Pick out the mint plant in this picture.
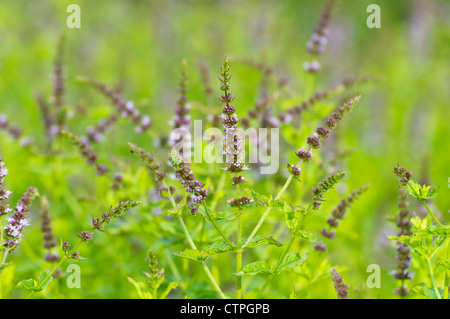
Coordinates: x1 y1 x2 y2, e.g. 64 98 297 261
388 165 450 299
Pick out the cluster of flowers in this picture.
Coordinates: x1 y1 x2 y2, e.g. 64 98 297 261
393 187 413 296
1 157 39 250
393 165 413 186
229 197 253 208
83 77 151 142
282 76 372 123
169 151 208 212
62 131 108 175
170 60 191 160
62 131 124 190
331 268 349 299
295 95 361 166
304 0 336 73
34 35 68 140
64 200 141 261
128 142 162 175
311 171 345 210
315 184 370 252
40 198 58 261
219 58 248 180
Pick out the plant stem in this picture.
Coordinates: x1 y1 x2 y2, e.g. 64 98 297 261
202 203 234 247
427 257 442 299
421 200 443 227
236 184 243 299
240 176 294 253
406 180 442 227
260 234 296 294
444 239 450 300
177 215 226 299
162 181 227 299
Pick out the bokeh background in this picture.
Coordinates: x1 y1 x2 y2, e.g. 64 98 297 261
0 0 449 298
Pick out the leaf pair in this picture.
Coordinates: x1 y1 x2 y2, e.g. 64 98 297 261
175 235 282 262
233 252 308 277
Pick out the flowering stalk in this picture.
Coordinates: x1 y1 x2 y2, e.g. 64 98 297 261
331 268 349 299
392 187 412 297
61 131 108 176
32 200 140 294
393 165 442 298
282 76 373 122
315 184 370 252
128 143 228 298
304 0 336 73
241 96 362 253
52 34 66 132
79 76 151 140
170 60 191 161
0 156 38 298
219 58 248 298
198 59 213 100
40 197 60 276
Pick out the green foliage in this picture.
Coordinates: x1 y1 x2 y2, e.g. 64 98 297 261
0 0 448 300
233 252 308 277
407 181 439 201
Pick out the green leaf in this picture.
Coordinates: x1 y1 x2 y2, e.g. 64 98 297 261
128 277 152 299
233 261 271 276
202 241 235 257
36 270 53 291
208 210 241 221
174 249 203 262
16 278 37 290
16 271 53 292
387 235 428 257
410 282 444 299
407 182 439 201
244 235 283 250
294 230 316 243
159 281 179 299
410 225 450 242
272 252 308 275
284 202 297 230
247 189 283 208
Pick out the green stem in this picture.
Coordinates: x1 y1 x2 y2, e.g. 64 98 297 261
162 181 227 299
35 239 84 293
421 200 443 227
240 174 296 253
427 257 442 299
406 181 442 227
260 234 296 294
202 203 234 247
236 184 243 299
177 215 226 299
444 239 450 300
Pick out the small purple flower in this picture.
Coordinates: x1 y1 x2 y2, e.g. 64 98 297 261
77 230 93 242
62 241 71 252
306 134 321 149
295 148 312 162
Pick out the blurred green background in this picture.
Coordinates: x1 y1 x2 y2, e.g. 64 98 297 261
0 0 449 298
